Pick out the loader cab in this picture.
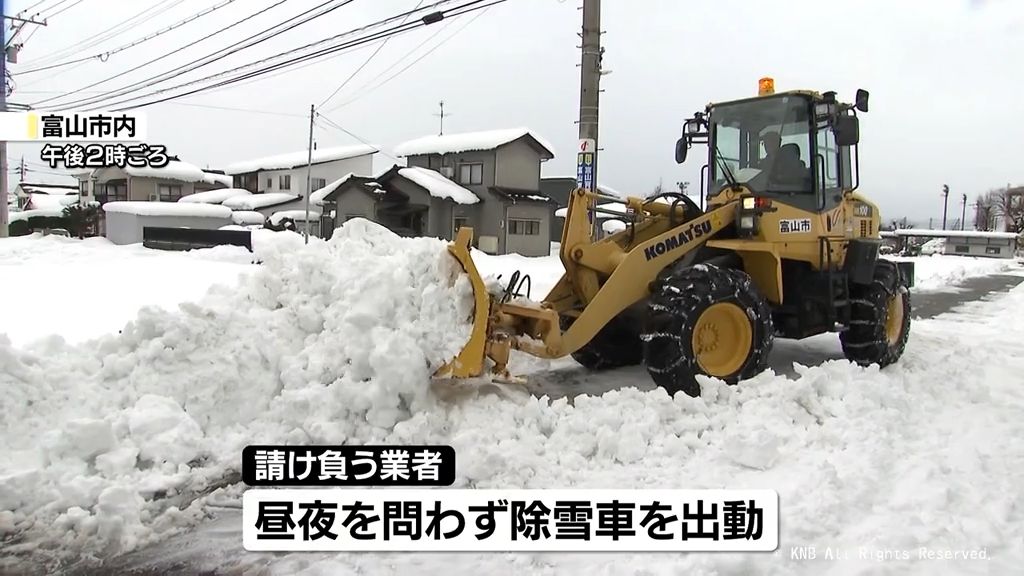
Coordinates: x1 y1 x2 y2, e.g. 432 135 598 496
677 86 867 214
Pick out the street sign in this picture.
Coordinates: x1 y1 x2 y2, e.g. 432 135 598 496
576 138 596 192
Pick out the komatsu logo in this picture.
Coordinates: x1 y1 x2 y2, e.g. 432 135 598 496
644 220 713 261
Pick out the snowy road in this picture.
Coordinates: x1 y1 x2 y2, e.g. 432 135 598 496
55 270 1024 576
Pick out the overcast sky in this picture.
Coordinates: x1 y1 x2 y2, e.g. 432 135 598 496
6 0 1023 226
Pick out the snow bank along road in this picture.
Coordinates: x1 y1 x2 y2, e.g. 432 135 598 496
1 226 1022 575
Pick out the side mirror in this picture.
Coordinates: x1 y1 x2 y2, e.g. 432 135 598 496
855 89 869 113
675 137 688 164
834 115 860 146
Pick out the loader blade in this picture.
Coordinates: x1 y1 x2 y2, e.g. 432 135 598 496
434 227 492 379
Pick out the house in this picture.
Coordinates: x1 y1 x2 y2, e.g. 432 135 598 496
392 128 557 256
881 229 1018 259
314 168 480 241
13 182 79 211
224 144 378 199
74 159 232 206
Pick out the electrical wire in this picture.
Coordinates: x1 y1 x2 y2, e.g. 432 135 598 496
316 112 402 162
14 0 241 75
326 3 488 113
17 0 184 67
316 0 426 110
46 0 87 18
38 0 356 110
86 0 476 112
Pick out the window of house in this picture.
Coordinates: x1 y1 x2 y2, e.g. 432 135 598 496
985 246 1002 255
508 218 540 235
98 183 127 204
266 177 273 190
279 175 291 190
954 244 969 253
158 184 183 201
312 177 327 190
453 216 468 236
458 163 483 185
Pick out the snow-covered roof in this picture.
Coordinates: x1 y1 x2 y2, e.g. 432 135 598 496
102 201 232 218
231 210 266 225
310 173 355 205
123 160 209 183
890 228 1019 240
17 184 78 196
397 167 480 204
393 128 555 158
27 193 79 209
8 206 67 222
178 188 252 204
223 144 378 175
222 193 299 210
269 209 322 225
202 172 233 187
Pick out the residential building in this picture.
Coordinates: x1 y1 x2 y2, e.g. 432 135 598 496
313 167 480 242
13 182 79 210
73 160 231 206
392 128 556 256
224 144 377 199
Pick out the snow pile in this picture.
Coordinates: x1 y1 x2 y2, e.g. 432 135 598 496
231 210 265 225
0 235 256 346
394 127 555 157
269 209 321 225
223 144 378 174
891 254 1016 291
102 201 232 218
399 167 480 204
222 192 298 210
124 160 208 183
0 220 475 568
177 188 251 204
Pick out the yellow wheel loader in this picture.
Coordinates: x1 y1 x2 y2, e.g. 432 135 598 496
437 79 914 397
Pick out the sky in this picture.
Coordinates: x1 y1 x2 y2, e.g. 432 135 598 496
4 0 1023 226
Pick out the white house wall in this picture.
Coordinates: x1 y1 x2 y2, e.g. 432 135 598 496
258 156 374 197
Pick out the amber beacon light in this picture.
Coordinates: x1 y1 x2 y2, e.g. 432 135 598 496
758 77 775 96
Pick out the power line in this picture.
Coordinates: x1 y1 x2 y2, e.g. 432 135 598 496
18 0 183 67
326 3 487 113
166 101 306 118
39 0 355 111
14 0 241 76
104 2 493 112
316 0 426 110
88 0 471 112
316 112 402 162
46 0 87 18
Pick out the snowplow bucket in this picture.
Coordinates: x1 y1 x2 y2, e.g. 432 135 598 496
434 227 492 379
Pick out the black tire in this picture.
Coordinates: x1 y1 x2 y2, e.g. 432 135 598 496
561 314 643 370
840 259 911 367
641 263 774 397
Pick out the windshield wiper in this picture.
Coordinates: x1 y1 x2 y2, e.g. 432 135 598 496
714 144 739 190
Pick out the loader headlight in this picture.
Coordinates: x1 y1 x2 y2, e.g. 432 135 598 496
742 197 756 210
740 215 755 230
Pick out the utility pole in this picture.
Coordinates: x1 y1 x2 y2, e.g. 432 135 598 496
303 103 314 244
1 12 47 238
433 100 450 135
577 0 603 236
960 193 967 231
19 155 25 181
941 184 949 230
